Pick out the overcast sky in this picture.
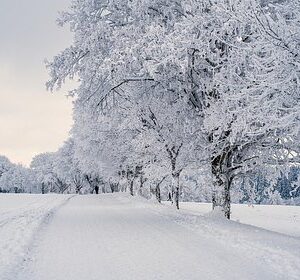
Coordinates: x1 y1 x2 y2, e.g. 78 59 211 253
0 0 74 166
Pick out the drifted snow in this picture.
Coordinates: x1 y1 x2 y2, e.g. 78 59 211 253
1 194 299 280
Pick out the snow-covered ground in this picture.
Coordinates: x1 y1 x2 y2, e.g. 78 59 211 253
0 194 74 279
179 202 300 238
1 194 300 280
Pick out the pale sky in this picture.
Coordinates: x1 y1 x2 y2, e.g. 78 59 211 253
0 0 74 166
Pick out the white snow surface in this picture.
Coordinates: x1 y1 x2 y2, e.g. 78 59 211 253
179 202 300 238
0 194 74 279
1 193 299 280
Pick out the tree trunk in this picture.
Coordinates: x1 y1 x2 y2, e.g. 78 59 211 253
211 156 224 210
155 184 161 203
129 180 134 196
174 186 180 210
172 174 180 210
212 191 217 209
138 176 145 196
211 172 232 219
154 175 167 203
110 183 114 193
223 177 231 219
212 180 224 210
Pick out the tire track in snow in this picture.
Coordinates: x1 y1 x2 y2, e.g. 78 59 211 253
1 195 76 280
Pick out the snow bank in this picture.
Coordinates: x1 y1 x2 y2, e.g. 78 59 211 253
179 202 300 238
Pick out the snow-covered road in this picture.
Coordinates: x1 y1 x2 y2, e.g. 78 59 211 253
5 194 299 280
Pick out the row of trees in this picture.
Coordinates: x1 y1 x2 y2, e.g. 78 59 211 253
0 156 37 193
1 148 299 205
1 0 299 219
30 139 117 194
0 145 114 195
46 0 300 218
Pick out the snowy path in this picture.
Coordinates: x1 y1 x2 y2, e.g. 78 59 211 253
9 194 300 280
0 194 74 279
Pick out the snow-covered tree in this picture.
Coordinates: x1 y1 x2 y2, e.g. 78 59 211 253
0 155 13 178
127 91 204 208
46 0 300 218
54 138 87 194
31 152 69 194
0 163 36 193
